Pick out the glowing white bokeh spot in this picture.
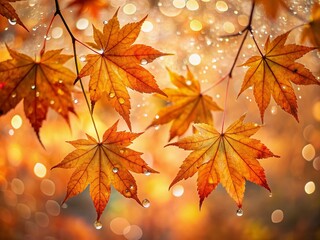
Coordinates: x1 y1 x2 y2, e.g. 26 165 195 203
190 19 202 31
123 3 137 15
76 18 89 30
34 163 47 178
216 1 228 12
172 185 184 197
51 27 63 39
302 144 315 161
11 115 22 129
142 21 154 32
173 0 186 8
304 181 315 194
189 53 201 65
186 0 199 11
271 209 284 223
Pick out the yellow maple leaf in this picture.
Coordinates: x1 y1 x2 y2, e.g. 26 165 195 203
148 67 222 140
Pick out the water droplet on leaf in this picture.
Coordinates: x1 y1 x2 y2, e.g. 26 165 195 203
143 169 151 176
29 0 37 7
11 93 17 98
118 98 125 104
31 85 36 90
9 18 17 25
57 89 64 95
94 220 102 230
109 92 115 98
269 193 273 197
124 189 131 197
112 167 119 173
103 20 108 24
142 199 150 208
236 208 243 216
140 59 148 65
79 56 86 62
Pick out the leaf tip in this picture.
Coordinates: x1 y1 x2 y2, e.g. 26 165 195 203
50 164 58 170
168 182 175 191
164 142 176 148
199 199 204 210
35 131 46 149
113 7 120 17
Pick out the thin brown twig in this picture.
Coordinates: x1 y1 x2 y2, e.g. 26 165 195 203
203 0 256 95
42 0 101 142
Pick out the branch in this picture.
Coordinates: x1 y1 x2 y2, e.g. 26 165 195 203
41 0 101 142
202 0 256 93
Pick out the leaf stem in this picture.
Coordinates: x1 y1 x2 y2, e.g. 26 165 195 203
40 14 56 56
75 39 101 55
221 76 231 133
50 0 101 142
250 30 263 56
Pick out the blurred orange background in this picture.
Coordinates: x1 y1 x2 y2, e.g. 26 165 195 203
0 0 319 239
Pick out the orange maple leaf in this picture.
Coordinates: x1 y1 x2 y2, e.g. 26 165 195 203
168 115 278 209
148 67 222 141
66 0 110 18
52 121 157 220
0 47 76 140
301 3 320 48
0 0 27 30
239 31 319 122
79 11 166 129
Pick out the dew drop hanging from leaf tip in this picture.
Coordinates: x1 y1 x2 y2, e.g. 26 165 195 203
142 199 150 208
94 220 102 230
236 208 243 217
